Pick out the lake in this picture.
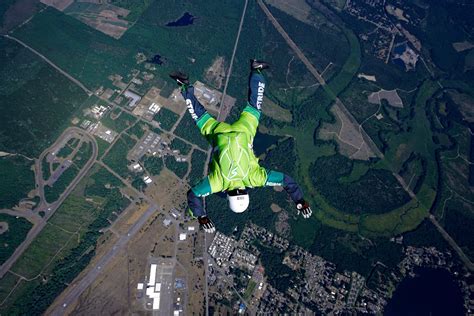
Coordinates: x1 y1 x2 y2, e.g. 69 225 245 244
166 12 195 27
385 267 465 316
148 54 163 65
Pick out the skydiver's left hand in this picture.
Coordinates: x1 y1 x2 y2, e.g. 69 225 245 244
198 216 216 233
296 200 312 219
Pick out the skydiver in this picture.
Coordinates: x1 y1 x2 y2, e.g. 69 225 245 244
170 60 312 233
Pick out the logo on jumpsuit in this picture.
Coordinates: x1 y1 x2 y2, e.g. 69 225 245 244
256 82 265 109
186 99 199 120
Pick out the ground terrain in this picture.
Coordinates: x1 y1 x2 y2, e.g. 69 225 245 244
0 0 473 314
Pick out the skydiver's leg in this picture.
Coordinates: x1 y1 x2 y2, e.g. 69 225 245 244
170 71 218 137
232 61 269 137
247 71 266 112
247 60 269 111
181 86 207 122
178 86 219 139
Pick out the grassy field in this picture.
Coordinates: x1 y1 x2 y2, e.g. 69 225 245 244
108 0 153 22
261 97 292 123
243 280 257 300
11 216 78 279
95 136 111 160
0 155 35 209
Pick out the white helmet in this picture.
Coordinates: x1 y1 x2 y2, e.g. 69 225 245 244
228 189 249 213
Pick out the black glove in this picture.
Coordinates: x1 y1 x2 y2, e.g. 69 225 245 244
198 216 216 233
296 200 312 219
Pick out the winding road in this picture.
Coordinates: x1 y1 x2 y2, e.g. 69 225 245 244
0 128 98 279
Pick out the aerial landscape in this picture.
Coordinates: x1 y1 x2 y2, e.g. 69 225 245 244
0 0 473 315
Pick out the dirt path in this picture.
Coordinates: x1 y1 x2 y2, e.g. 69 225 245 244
217 0 249 122
257 0 326 85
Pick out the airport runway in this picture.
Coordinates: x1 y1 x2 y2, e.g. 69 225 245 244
50 203 159 316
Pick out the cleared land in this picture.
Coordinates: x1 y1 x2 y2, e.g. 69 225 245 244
368 89 404 108
63 2 130 39
452 41 474 52
319 102 377 161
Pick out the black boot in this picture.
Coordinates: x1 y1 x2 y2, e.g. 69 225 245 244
169 71 190 86
250 59 270 71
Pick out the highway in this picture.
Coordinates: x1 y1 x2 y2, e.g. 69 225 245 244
0 127 98 279
429 215 474 272
2 35 92 96
50 203 159 316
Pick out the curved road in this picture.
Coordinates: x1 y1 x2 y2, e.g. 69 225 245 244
0 127 98 279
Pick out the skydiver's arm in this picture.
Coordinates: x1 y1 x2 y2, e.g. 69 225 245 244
265 170 312 218
187 189 206 218
187 177 213 218
265 170 304 203
187 177 217 233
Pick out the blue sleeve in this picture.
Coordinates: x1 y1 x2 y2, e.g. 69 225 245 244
265 170 304 203
187 189 206 218
187 177 213 218
282 173 304 203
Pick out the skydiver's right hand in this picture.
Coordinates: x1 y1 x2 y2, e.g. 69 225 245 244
296 200 312 219
198 216 216 233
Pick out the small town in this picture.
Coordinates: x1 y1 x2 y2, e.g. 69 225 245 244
206 223 473 314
